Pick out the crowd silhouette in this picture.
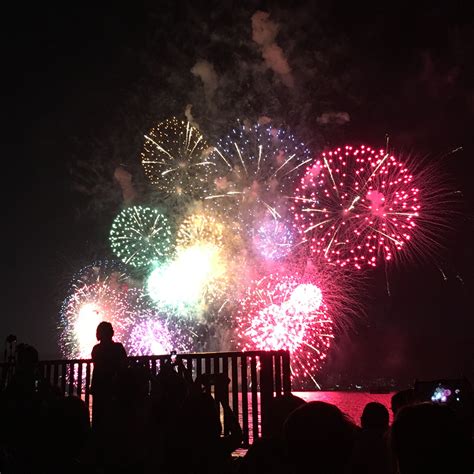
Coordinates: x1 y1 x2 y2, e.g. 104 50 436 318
0 325 472 473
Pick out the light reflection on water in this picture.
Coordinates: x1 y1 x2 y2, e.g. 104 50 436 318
232 391 395 455
295 391 395 425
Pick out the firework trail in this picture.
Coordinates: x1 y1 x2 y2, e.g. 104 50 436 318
109 206 173 268
141 117 216 198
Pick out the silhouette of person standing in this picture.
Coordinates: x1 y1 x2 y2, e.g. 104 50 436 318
91 322 127 430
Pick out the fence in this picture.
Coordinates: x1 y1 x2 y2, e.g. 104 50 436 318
1 350 291 447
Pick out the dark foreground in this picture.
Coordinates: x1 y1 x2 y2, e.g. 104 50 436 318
0 344 472 473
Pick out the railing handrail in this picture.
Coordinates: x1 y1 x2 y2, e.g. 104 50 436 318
0 349 289 365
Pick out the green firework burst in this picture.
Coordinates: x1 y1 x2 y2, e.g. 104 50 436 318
110 206 173 268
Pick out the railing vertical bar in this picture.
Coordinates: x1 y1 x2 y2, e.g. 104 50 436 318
259 352 275 439
38 362 44 379
61 363 67 395
186 357 193 378
77 362 83 398
274 354 282 395
222 356 228 379
205 357 211 375
195 356 201 378
231 356 239 424
84 362 91 410
53 362 59 388
195 357 199 380
212 356 221 415
250 355 259 441
282 350 292 394
222 356 230 435
240 355 249 447
213 355 220 375
151 358 157 376
45 363 52 385
68 362 75 396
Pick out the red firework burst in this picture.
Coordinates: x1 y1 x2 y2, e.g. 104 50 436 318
236 273 334 385
292 145 426 268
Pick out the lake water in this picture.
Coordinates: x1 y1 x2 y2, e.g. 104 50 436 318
295 391 395 424
232 390 395 455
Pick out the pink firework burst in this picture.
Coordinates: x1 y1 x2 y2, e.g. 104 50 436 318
292 145 422 268
125 317 191 356
236 274 334 385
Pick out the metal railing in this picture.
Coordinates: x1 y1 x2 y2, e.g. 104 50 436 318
1 350 291 447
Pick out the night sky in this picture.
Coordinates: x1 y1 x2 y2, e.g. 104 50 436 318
9 2 474 385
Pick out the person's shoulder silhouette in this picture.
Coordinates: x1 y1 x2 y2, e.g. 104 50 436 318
92 322 127 363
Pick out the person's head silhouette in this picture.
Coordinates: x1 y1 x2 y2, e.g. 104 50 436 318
96 321 114 343
361 401 389 433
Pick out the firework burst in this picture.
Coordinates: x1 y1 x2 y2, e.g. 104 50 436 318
176 211 225 249
69 260 131 292
59 283 133 359
236 273 334 386
109 206 173 268
292 145 428 268
125 317 191 356
146 243 229 321
141 117 215 198
252 216 295 260
205 122 312 238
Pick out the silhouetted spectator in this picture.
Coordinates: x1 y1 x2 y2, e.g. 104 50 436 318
391 402 472 474
91 322 127 430
240 394 306 474
284 401 358 474
97 364 150 473
0 344 56 472
391 388 415 417
145 358 194 473
5 343 40 396
178 374 242 474
361 401 389 434
348 402 392 474
47 395 90 472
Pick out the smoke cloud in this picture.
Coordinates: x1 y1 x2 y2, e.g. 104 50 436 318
184 104 199 129
316 112 350 125
114 166 136 204
251 11 294 88
191 60 219 104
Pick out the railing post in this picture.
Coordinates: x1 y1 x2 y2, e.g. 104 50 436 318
259 351 274 439
61 363 67 395
53 362 59 388
281 350 292 394
240 355 249 447
274 353 282 395
77 362 82 397
85 361 91 409
68 362 75 396
231 355 239 432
